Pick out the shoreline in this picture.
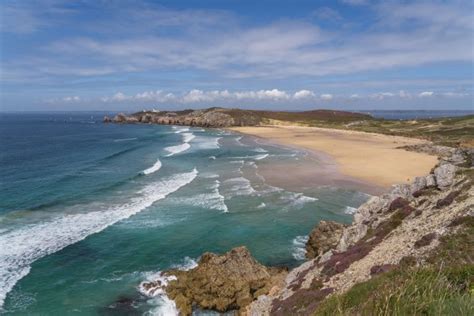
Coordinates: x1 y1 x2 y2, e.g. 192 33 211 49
241 133 385 195
229 125 439 190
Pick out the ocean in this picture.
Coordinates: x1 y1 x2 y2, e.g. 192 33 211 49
0 113 373 314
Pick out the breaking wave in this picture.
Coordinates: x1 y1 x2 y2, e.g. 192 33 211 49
142 159 162 175
0 169 198 308
292 235 309 260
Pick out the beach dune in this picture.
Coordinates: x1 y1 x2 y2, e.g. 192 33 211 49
230 125 439 189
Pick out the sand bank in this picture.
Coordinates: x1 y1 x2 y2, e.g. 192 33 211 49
229 125 439 189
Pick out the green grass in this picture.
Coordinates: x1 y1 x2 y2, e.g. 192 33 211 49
314 214 474 316
314 266 473 316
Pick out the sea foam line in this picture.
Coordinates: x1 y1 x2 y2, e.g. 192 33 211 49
165 143 191 157
164 132 195 156
142 159 162 175
292 235 309 260
344 206 358 215
0 169 198 309
139 257 198 316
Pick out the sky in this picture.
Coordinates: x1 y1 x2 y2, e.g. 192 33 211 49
0 0 473 111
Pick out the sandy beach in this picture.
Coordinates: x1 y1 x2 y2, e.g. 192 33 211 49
229 125 439 189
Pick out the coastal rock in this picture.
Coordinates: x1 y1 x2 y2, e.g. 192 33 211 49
103 115 112 123
113 113 127 123
434 163 457 189
410 176 427 194
305 221 346 259
144 246 287 315
426 174 436 187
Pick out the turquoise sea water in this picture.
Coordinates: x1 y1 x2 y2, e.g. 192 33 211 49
0 113 368 315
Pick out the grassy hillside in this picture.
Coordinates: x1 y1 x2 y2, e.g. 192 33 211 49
315 216 474 316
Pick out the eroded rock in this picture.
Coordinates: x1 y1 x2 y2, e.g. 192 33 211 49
434 163 457 189
305 221 346 259
142 246 287 315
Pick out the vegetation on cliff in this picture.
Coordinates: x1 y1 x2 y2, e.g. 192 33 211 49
105 108 473 148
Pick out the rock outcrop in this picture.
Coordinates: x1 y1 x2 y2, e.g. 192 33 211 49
305 221 346 259
141 246 287 315
103 108 373 128
103 108 262 128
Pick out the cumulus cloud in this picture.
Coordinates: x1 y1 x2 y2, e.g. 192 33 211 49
94 89 472 105
294 90 316 99
419 91 434 97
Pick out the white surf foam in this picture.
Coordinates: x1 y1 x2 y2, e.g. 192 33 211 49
142 159 162 175
254 147 268 153
344 206 358 215
281 192 318 209
171 256 198 271
164 143 191 157
181 132 195 143
170 180 228 212
230 154 269 160
139 257 198 316
222 177 256 197
235 136 247 147
113 137 137 142
292 235 309 260
0 169 198 308
173 127 189 133
254 154 269 160
164 132 195 156
194 136 221 150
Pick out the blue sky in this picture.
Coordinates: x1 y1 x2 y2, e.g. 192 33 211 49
0 0 473 111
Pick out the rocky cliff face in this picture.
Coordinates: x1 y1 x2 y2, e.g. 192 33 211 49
104 108 262 128
141 247 287 315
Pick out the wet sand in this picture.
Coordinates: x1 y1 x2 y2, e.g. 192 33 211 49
230 125 439 192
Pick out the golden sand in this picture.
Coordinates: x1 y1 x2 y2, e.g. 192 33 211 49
229 125 439 188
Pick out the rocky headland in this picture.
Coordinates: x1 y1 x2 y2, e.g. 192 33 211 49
139 144 473 315
103 108 372 128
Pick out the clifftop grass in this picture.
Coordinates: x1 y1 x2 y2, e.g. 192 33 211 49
314 216 474 316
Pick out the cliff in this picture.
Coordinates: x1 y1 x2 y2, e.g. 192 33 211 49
140 144 473 315
103 108 372 128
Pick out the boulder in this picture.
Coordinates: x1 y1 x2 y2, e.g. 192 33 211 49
425 174 436 187
410 176 427 194
305 221 346 259
434 163 457 189
143 247 286 315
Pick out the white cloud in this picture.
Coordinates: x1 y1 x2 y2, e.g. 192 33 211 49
63 96 80 102
3 0 473 88
341 0 369 6
419 91 434 97
320 94 333 100
294 90 315 99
